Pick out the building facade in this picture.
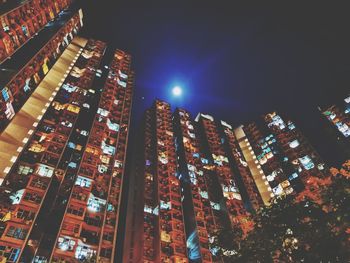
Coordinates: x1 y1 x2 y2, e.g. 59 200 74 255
124 101 334 262
0 35 133 262
319 95 350 160
0 0 82 131
173 109 226 262
125 105 254 263
241 112 327 199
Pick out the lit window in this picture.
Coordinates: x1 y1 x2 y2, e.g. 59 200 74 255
118 70 128 79
288 173 298 180
98 164 108 173
75 176 92 188
100 155 110 165
68 142 76 149
188 131 195 138
158 150 168 163
144 205 152 214
281 180 290 188
87 194 106 212
75 245 96 261
106 119 119 132
107 203 115 212
145 173 153 181
5 102 15 119
9 189 25 205
267 113 286 130
6 226 28 240
289 140 300 148
187 164 196 171
117 78 127 88
36 164 54 178
57 236 75 251
317 163 325 170
114 160 123 168
210 202 220 210
272 184 283 195
266 173 275 182
28 143 45 153
0 246 20 262
18 165 33 175
68 162 77 169
190 177 197 185
161 231 171 242
2 87 11 102
144 205 158 215
193 153 200 158
288 121 296 130
67 104 80 114
160 201 171 210
62 83 77 93
101 141 115 155
299 155 315 170
200 158 209 164
97 108 109 117
200 191 208 199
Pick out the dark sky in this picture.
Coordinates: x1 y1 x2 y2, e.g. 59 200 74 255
80 1 350 165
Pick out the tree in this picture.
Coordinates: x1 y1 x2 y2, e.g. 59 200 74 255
222 197 346 262
213 161 350 262
321 163 350 259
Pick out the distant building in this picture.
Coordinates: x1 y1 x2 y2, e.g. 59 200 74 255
124 100 188 263
241 112 328 199
319 95 350 160
124 102 332 262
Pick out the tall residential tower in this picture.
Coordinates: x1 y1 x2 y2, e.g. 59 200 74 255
0 36 133 262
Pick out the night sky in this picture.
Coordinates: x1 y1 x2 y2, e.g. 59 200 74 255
80 1 350 166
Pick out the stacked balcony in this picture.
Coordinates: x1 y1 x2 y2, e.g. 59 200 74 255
0 35 105 263
321 102 350 138
0 0 72 64
197 114 247 229
221 122 264 211
243 122 290 197
242 112 328 198
143 109 158 262
51 47 133 263
264 112 326 187
155 101 187 263
175 109 220 262
0 10 83 131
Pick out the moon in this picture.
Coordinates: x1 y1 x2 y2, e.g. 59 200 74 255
172 86 182 96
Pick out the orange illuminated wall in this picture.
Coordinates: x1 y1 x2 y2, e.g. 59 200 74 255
264 112 327 185
51 49 133 263
220 121 264 211
0 10 83 132
174 108 225 262
242 112 328 198
0 0 72 64
195 113 248 230
133 100 188 263
0 38 105 262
